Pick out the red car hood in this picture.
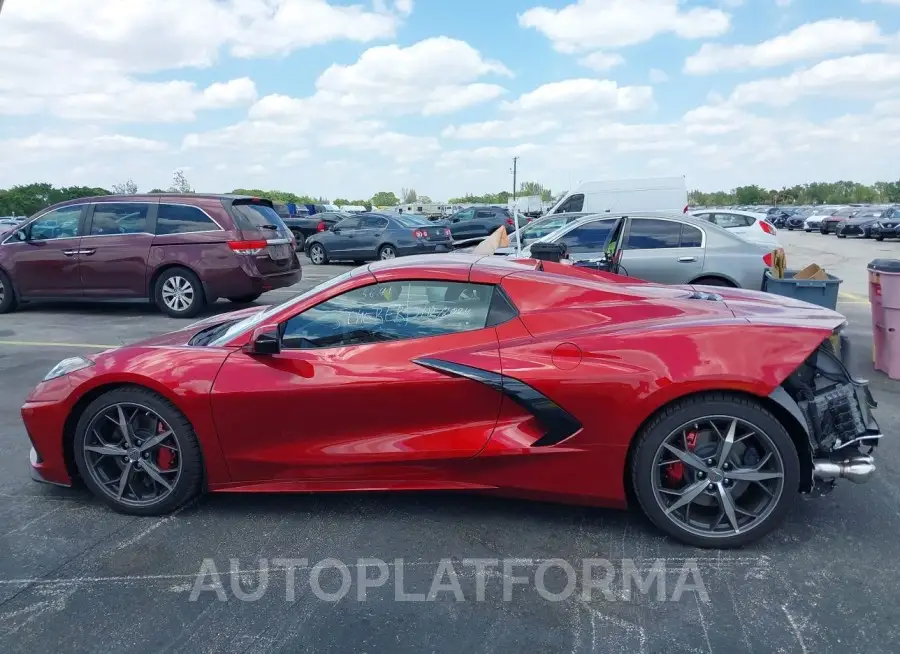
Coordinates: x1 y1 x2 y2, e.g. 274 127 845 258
129 306 267 348
692 284 846 331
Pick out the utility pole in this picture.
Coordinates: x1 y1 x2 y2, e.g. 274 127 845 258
511 156 521 255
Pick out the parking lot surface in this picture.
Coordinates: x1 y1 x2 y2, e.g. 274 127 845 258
2 239 900 653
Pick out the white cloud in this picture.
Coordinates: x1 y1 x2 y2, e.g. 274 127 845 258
442 119 560 140
578 52 625 72
502 78 654 114
649 68 670 83
519 0 731 53
730 53 900 105
684 19 884 74
7 132 168 153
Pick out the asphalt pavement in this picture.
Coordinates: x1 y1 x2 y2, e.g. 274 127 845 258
1 238 900 653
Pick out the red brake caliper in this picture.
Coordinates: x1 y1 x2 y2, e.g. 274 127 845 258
155 421 175 470
665 430 698 484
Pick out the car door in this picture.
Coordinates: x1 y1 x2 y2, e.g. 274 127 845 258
355 215 388 258
324 217 361 258
447 209 476 239
619 217 705 284
555 218 618 262
1 204 87 297
210 278 503 482
80 201 156 298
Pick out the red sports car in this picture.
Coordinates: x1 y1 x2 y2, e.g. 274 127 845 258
22 255 882 548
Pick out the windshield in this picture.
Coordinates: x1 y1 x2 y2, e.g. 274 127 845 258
519 215 572 244
393 215 431 227
209 270 355 346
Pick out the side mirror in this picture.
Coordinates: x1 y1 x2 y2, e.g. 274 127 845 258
15 230 27 242
244 325 280 355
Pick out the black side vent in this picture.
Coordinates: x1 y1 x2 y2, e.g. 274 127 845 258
413 358 582 447
686 291 723 302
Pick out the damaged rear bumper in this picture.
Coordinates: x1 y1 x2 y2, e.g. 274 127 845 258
772 340 883 490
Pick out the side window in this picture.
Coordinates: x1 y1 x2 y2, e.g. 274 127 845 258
680 224 703 248
335 218 360 230
556 194 584 213
625 219 682 250
361 216 388 229
27 206 83 241
89 203 149 236
457 209 476 221
475 210 495 219
281 281 495 349
558 219 616 252
156 204 218 235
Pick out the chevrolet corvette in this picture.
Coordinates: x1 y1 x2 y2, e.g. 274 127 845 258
22 254 882 548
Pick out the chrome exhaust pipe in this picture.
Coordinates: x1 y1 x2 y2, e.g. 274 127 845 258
813 456 875 484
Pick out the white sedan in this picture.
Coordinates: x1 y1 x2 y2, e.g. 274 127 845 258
689 209 780 247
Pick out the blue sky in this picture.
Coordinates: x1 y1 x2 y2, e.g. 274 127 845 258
1 0 899 200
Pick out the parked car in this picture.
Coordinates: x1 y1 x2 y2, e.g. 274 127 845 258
803 207 839 232
785 207 814 230
497 211 599 253
519 212 776 289
305 212 452 265
819 207 859 234
438 206 515 243
836 208 885 239
24 253 881 548
870 206 900 241
0 194 300 318
689 209 780 248
281 211 351 250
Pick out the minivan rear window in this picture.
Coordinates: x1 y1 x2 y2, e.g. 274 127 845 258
228 199 290 232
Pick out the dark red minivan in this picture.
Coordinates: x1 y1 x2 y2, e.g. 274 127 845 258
0 194 301 318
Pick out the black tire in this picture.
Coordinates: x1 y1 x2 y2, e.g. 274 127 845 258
291 230 305 251
378 244 397 260
154 267 206 318
820 227 828 235
876 235 885 242
630 393 800 548
837 233 846 239
0 269 18 314
692 276 736 288
227 293 262 303
308 243 328 265
787 227 793 231
804 228 812 233
73 387 204 516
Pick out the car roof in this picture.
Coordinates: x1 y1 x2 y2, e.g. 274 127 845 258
52 193 263 208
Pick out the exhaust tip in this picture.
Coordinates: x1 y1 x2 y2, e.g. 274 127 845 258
813 456 875 484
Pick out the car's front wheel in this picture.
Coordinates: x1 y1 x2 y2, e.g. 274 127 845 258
876 235 885 241
630 393 799 548
308 243 328 265
0 269 18 314
378 244 397 260
155 268 206 318
73 387 204 516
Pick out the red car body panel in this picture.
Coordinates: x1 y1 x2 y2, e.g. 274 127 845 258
22 255 843 509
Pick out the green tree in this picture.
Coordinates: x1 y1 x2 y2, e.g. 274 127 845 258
371 191 399 206
169 170 193 193
418 195 433 204
333 198 350 207
401 187 417 203
111 179 139 194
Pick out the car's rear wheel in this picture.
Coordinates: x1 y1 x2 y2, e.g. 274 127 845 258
309 243 328 265
227 293 262 303
692 276 735 288
378 244 397 260
0 270 18 314
73 387 204 516
876 235 885 242
155 268 205 318
630 393 799 548
291 230 305 251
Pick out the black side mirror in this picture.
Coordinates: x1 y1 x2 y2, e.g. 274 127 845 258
244 325 280 355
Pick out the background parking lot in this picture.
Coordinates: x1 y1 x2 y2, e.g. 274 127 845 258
2 235 900 652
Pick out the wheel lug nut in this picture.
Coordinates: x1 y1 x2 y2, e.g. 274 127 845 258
697 471 705 479
706 459 715 466
723 463 730 470
707 483 714 491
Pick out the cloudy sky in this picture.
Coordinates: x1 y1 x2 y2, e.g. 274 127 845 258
1 0 899 200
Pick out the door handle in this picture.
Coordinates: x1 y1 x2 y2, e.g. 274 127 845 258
62 250 78 256
80 249 96 256
678 256 697 263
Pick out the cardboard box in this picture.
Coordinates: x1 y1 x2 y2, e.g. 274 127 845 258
794 263 828 281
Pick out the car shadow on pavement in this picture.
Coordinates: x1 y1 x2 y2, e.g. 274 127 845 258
14 299 260 318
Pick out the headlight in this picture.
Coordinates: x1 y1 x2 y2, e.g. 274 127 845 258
43 356 93 381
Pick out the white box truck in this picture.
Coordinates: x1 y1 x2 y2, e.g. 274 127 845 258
547 176 688 215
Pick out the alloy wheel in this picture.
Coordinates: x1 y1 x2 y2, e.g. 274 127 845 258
650 416 785 539
310 245 325 264
380 246 396 260
161 276 194 312
82 403 182 507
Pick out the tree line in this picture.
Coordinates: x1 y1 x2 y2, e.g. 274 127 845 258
689 180 900 206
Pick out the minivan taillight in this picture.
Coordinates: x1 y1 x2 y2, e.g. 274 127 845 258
228 240 267 255
316 222 326 232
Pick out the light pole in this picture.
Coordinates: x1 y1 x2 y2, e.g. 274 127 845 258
511 156 521 256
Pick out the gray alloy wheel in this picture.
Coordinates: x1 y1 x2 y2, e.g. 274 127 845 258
155 268 205 318
81 402 183 508
649 416 786 540
309 243 327 265
379 245 396 260
161 275 195 313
